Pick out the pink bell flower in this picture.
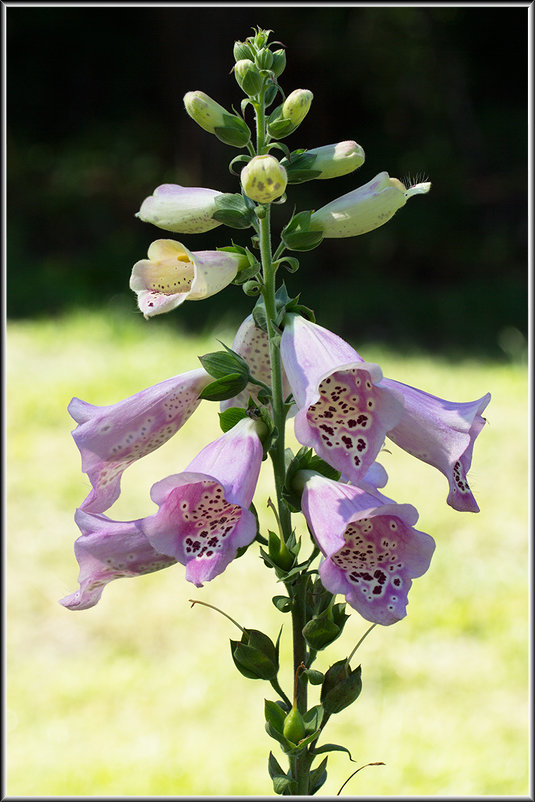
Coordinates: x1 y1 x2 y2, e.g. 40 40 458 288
69 369 211 514
381 378 491 512
299 471 435 625
280 314 403 483
60 417 264 610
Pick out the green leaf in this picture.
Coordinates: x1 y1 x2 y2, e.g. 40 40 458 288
309 756 329 795
311 742 356 761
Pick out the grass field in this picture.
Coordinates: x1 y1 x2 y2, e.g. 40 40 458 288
5 309 530 797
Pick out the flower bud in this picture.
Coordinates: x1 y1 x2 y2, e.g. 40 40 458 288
281 141 365 184
183 90 251 148
241 154 287 203
271 49 286 77
234 58 263 97
310 171 431 238
255 47 273 70
282 89 313 126
233 40 254 61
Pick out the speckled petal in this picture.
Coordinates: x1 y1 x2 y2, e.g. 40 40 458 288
221 314 291 411
301 474 435 625
381 378 491 512
69 368 211 514
59 509 177 611
136 184 224 234
281 315 403 481
143 418 263 587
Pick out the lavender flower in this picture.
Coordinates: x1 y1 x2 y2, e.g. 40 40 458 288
299 471 435 625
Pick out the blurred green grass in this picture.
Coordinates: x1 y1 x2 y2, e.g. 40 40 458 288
6 309 529 796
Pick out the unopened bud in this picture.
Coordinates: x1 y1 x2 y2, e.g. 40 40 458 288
271 49 286 77
234 59 263 96
183 90 251 148
310 171 431 238
241 154 287 204
255 47 274 70
233 40 254 61
282 89 313 126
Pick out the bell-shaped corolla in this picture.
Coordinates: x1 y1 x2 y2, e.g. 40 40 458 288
381 379 491 513
60 417 264 610
136 184 224 234
309 171 431 238
280 313 403 483
68 368 211 514
299 471 435 625
130 239 247 318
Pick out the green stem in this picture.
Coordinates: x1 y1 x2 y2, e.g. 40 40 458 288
254 87 310 797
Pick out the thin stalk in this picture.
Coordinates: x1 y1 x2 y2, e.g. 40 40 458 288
254 86 310 796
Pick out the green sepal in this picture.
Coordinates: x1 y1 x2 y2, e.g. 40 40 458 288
267 750 285 779
228 153 252 176
213 113 251 148
212 192 255 229
242 280 263 297
268 529 295 571
309 756 329 795
280 149 324 184
303 704 324 734
320 660 362 715
231 628 279 681
272 595 292 613
273 256 300 274
272 775 298 795
281 209 324 251
198 347 250 381
302 612 342 651
304 668 324 685
283 447 341 512
268 752 298 796
218 406 248 433
265 698 287 733
263 80 280 108
198 373 248 402
252 282 294 333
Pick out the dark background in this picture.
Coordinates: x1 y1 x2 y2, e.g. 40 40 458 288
6 5 528 359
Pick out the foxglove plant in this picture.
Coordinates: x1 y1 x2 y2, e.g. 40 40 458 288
61 27 490 796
